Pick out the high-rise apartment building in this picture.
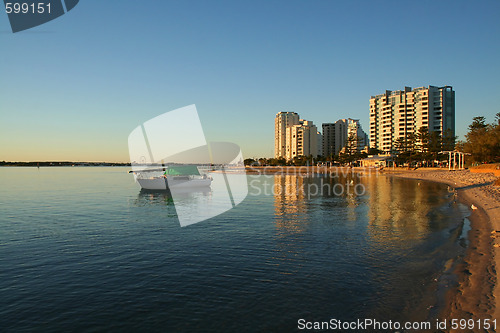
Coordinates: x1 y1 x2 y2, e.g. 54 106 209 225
285 120 320 160
275 112 300 158
322 120 347 158
369 86 455 153
322 118 368 157
275 112 321 160
347 118 369 150
316 131 323 157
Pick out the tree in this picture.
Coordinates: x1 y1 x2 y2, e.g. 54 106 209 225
442 129 457 152
469 116 487 131
367 147 382 155
428 131 442 165
267 157 287 166
338 133 362 165
244 158 256 166
394 132 417 167
416 127 430 152
416 127 430 165
464 116 492 163
490 112 500 162
463 114 500 163
258 158 268 166
316 155 326 163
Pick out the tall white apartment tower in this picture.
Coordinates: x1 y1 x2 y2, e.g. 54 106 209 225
275 112 300 158
369 86 455 153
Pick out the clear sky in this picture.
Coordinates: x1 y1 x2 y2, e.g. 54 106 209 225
1 0 499 162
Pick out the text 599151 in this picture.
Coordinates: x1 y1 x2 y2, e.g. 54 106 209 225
5 2 51 14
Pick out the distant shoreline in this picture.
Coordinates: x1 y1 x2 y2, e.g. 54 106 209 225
0 162 131 167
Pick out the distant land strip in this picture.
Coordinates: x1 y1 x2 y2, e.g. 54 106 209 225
0 161 131 167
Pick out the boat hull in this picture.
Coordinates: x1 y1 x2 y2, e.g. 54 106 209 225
137 177 211 190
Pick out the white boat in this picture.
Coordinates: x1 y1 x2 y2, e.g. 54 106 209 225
131 165 212 191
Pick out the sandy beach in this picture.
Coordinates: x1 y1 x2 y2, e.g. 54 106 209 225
384 168 500 327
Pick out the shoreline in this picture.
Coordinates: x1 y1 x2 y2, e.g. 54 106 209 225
387 169 499 325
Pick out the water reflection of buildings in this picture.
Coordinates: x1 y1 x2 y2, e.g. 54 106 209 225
364 175 434 242
272 173 364 233
271 173 443 242
273 175 308 235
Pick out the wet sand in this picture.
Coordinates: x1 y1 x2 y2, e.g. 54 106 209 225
387 168 500 327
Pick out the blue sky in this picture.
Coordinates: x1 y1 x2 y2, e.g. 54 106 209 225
1 0 499 161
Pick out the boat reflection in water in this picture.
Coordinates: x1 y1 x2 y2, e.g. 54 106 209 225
136 187 212 206
135 171 244 227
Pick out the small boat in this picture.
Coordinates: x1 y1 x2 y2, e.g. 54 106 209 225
130 165 212 191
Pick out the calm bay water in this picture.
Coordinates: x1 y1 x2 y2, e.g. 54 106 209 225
0 167 469 332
